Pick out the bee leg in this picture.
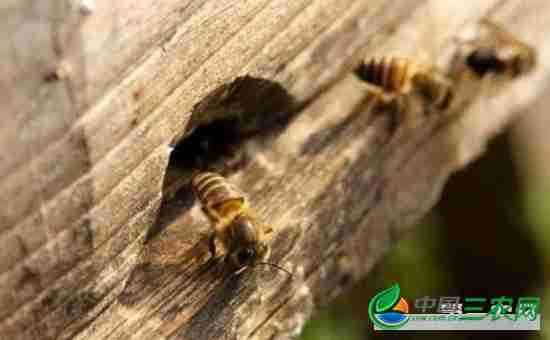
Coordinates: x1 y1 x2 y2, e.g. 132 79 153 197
377 94 403 134
202 206 218 222
233 266 248 275
204 234 225 274
394 95 409 130
208 233 217 260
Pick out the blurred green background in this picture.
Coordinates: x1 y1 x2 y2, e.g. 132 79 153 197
299 103 550 340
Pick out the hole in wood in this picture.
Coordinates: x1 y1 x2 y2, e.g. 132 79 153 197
150 76 299 242
120 76 299 308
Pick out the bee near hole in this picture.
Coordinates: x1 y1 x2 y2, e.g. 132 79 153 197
356 56 454 111
191 171 292 276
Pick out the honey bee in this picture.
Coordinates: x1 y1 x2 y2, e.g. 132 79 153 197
191 171 291 275
356 56 454 110
455 20 536 78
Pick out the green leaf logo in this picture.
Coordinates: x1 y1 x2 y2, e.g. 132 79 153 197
368 283 409 330
374 284 400 313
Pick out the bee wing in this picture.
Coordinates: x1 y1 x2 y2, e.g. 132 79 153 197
245 209 273 235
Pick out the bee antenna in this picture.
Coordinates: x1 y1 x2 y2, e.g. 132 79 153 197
256 262 293 277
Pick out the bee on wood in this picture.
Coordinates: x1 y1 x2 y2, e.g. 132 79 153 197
191 171 291 275
455 20 536 78
356 56 454 110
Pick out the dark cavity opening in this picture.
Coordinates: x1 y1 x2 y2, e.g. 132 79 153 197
147 76 298 243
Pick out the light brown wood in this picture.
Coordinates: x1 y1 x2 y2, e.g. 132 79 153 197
0 0 548 339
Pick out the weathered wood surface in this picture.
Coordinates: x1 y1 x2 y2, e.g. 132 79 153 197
0 0 549 339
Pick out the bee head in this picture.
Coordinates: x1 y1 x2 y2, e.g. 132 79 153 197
228 216 268 269
230 242 268 269
229 216 290 276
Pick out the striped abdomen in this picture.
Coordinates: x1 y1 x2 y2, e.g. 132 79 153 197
357 56 411 93
191 172 246 223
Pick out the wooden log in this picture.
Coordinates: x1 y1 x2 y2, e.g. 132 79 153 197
0 0 548 339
